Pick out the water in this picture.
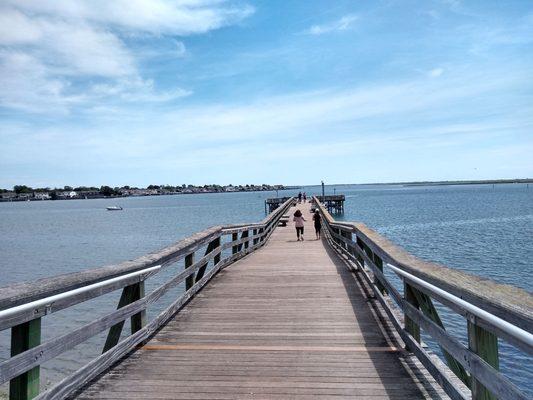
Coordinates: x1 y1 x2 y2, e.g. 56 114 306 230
0 184 531 396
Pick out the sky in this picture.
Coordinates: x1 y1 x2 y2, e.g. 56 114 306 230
0 0 532 188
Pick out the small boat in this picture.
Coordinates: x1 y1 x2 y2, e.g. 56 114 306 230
106 206 123 211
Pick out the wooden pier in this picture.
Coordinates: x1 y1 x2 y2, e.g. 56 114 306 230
0 197 531 400
265 195 344 213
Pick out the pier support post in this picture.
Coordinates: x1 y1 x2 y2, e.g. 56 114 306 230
410 288 471 387
344 231 355 261
355 237 365 269
185 252 195 290
242 230 249 251
232 233 239 255
130 282 146 333
196 237 221 283
403 283 420 348
373 254 386 294
468 320 499 400
102 282 145 353
10 319 41 400
252 229 258 246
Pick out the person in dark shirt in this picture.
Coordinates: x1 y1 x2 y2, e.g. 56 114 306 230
313 210 322 239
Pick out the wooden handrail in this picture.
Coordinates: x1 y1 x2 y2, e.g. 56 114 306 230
0 226 222 313
312 197 533 332
0 197 294 314
312 196 532 400
0 196 295 400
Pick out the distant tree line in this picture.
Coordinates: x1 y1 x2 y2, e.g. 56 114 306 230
2 183 284 197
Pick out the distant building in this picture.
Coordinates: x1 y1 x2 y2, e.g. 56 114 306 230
0 192 17 201
34 192 51 200
58 191 77 199
77 190 101 199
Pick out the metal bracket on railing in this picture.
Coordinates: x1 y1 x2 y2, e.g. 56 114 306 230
44 303 53 316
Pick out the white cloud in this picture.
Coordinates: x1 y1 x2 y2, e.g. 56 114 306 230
89 78 191 102
0 51 75 113
0 0 252 112
428 68 444 77
0 9 43 44
4 0 254 36
2 63 532 185
175 41 187 57
305 14 358 35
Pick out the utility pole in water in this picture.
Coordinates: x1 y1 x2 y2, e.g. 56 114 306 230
321 181 325 199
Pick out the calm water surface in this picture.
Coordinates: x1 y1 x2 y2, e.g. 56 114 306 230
0 184 531 395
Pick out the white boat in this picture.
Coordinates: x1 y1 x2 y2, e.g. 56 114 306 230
106 206 123 211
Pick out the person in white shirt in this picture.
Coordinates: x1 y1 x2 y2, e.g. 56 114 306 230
293 209 306 241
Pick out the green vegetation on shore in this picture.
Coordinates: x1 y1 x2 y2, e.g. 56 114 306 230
0 183 291 202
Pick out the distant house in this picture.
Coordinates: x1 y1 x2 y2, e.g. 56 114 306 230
77 190 101 199
0 192 17 201
58 191 77 199
34 192 51 200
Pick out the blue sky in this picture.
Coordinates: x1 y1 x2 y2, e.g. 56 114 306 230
0 0 532 187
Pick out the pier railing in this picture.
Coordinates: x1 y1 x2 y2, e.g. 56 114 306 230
313 196 532 400
0 197 294 400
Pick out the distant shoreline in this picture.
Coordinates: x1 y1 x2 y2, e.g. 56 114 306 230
0 186 298 203
382 178 532 187
325 178 533 187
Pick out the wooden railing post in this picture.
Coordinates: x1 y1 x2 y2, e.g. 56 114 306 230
232 233 239 255
404 282 420 348
242 230 249 250
196 237 221 283
185 252 195 290
252 228 258 245
130 282 146 334
10 319 41 400
468 319 499 400
213 237 221 266
410 287 471 387
102 282 145 353
356 237 385 294
355 237 365 268
344 230 354 256
373 253 386 294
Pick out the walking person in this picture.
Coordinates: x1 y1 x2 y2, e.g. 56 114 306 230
303 192 307 203
313 210 322 239
293 209 306 241
298 192 302 203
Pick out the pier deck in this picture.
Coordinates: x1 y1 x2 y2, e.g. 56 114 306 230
74 202 443 399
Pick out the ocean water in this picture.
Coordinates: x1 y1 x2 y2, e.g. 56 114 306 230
0 184 531 396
